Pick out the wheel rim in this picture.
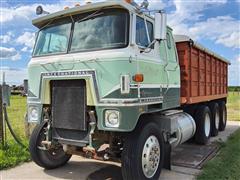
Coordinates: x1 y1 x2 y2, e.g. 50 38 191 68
205 113 211 137
215 110 220 129
142 135 160 178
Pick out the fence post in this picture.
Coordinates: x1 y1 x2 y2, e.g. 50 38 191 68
0 85 4 146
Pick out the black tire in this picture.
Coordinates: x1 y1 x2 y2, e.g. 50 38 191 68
219 101 227 131
194 106 211 145
29 121 72 169
209 103 220 137
121 122 164 180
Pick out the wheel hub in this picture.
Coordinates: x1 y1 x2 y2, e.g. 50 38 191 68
223 108 226 124
142 135 160 178
205 113 211 137
215 110 220 129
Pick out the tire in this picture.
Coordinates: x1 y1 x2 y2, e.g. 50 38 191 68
194 105 211 145
209 103 220 137
219 101 227 131
29 121 72 169
121 122 164 180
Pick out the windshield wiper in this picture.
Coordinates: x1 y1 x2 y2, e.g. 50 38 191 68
77 9 104 23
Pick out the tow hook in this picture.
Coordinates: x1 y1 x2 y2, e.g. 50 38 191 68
88 111 96 148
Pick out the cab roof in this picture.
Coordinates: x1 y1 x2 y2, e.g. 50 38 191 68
32 1 137 28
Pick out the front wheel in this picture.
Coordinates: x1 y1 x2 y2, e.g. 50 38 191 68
121 122 164 180
29 121 72 169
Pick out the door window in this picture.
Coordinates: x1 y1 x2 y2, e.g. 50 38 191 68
136 16 153 48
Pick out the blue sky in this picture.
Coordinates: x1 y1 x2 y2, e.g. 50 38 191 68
0 0 239 85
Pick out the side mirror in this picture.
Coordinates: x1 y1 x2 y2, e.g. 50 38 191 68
154 12 167 40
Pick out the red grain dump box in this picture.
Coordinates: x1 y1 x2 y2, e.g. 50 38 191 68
175 35 230 105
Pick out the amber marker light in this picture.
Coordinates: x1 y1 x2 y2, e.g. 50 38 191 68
64 6 69 10
75 3 80 7
133 74 144 82
125 0 133 4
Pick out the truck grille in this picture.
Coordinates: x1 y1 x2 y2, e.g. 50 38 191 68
51 80 87 131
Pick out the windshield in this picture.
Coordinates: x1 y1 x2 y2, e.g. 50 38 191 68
71 9 129 52
33 20 72 56
33 9 129 57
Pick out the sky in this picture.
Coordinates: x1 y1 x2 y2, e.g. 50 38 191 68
0 0 239 86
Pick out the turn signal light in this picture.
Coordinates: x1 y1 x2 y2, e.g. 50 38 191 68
133 74 144 82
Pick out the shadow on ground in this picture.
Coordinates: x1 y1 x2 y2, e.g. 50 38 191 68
44 160 123 180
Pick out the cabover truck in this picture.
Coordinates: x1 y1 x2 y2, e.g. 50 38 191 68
28 1 230 179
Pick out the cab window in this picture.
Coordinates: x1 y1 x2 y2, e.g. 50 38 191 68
136 16 153 47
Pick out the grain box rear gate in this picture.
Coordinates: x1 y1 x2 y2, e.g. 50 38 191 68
175 35 230 105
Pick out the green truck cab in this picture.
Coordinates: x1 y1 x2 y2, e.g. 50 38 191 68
28 1 228 179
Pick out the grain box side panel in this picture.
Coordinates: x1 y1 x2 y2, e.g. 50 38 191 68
176 42 191 104
177 41 228 105
190 47 199 97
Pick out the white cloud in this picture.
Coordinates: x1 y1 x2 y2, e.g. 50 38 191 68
0 35 11 43
0 67 27 85
16 32 35 49
21 46 29 52
0 46 21 61
216 32 240 49
169 1 240 49
0 31 14 44
0 5 35 23
188 16 240 48
229 55 240 86
0 1 90 24
170 0 227 22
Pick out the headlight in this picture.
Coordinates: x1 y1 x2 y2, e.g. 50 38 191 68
29 107 39 122
105 110 120 128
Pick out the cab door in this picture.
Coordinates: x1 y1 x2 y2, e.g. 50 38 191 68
163 30 181 108
132 14 167 103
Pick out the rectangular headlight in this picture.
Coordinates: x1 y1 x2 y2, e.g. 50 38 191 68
28 105 42 123
105 110 120 128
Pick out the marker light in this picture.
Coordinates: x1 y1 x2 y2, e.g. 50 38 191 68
133 74 144 82
75 3 80 7
64 6 69 10
125 0 133 3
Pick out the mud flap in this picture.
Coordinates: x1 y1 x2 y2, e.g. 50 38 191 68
163 142 172 170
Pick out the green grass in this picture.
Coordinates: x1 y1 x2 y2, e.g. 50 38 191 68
0 95 30 170
227 92 240 121
198 129 240 180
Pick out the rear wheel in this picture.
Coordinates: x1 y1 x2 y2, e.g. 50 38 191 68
209 103 220 137
121 122 164 180
219 101 227 131
194 106 211 145
29 121 72 169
